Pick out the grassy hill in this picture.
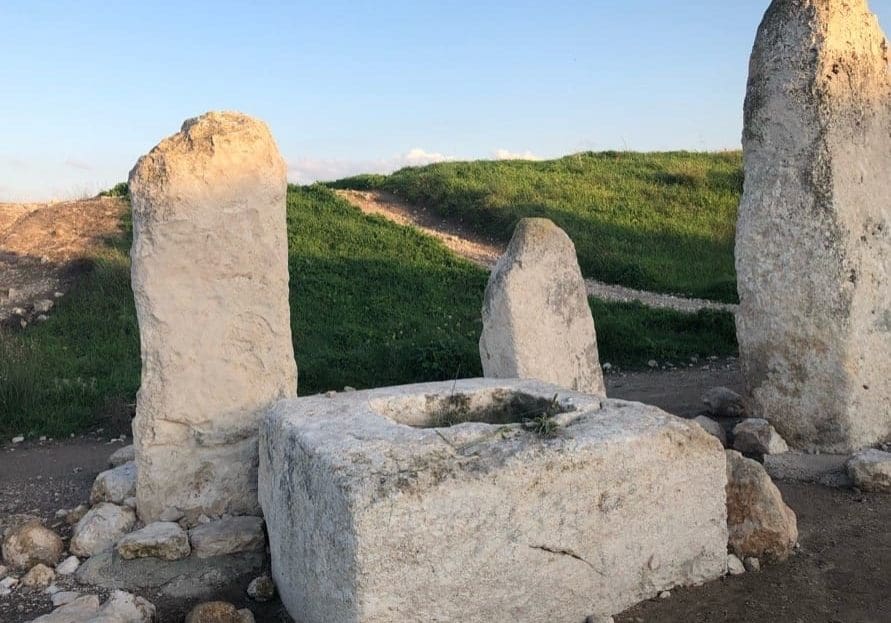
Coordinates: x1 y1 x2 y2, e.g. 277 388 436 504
329 151 743 303
1 182 737 439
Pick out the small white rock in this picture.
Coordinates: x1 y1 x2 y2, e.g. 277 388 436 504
11 435 24 444
727 553 746 576
44 583 60 595
647 360 658 368
55 555 80 575
744 557 761 572
0 576 18 589
659 590 671 599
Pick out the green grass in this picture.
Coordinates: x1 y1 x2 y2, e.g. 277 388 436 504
329 151 743 302
0 184 737 439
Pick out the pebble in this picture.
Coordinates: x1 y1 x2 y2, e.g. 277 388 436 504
727 553 746 576
22 563 55 588
0 576 16 589
56 555 80 575
647 360 658 368
12 435 24 444
744 557 761 572
246 575 275 601
659 590 671 599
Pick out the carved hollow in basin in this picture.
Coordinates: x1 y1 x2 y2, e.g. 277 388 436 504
368 388 576 428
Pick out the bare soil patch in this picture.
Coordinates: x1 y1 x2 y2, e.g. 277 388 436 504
0 197 127 326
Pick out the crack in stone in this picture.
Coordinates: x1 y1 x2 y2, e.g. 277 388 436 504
529 544 604 575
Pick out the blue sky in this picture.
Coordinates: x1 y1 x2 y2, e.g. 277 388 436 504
2 1 890 201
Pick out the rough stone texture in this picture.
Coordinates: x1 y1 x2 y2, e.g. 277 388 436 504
186 601 254 623
701 387 746 418
1 518 63 569
735 0 891 452
246 574 275 602
90 461 137 505
21 563 54 588
108 444 135 468
76 548 265 601
693 415 728 447
479 219 605 395
30 595 101 623
55 555 80 576
65 504 89 525
727 554 746 576
116 521 190 561
725 450 799 562
846 448 891 492
188 516 265 559
129 111 298 523
51 591 81 607
259 378 727 623
733 419 789 455
70 503 136 558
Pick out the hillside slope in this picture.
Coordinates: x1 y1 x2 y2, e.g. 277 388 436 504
330 151 742 302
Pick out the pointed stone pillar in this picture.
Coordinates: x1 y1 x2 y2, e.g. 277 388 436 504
736 0 891 451
129 111 298 522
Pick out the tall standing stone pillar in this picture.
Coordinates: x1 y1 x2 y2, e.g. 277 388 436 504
479 218 605 395
736 0 891 451
129 111 298 522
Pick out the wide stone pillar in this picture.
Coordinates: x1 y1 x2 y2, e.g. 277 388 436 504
129 111 298 522
736 0 891 451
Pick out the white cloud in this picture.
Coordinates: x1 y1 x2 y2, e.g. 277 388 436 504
402 148 454 166
493 148 539 161
286 147 455 184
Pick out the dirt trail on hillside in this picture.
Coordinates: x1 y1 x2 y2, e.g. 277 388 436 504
336 189 739 314
0 197 127 327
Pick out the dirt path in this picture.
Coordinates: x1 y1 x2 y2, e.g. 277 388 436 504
336 189 739 314
0 197 127 327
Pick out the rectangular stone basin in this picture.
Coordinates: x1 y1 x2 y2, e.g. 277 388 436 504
259 378 727 623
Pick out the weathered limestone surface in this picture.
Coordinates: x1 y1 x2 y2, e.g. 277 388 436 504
736 0 891 451
1 518 63 569
90 462 137 505
76 547 265 601
129 111 298 522
70 503 136 558
188 516 265 558
116 521 191 561
846 448 891 491
259 378 727 623
479 218 604 395
725 450 798 563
